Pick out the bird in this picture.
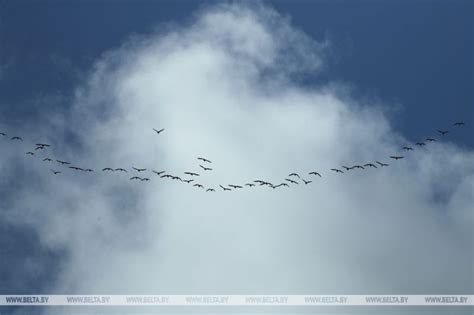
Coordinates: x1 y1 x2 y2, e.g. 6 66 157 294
140 178 150 181
353 165 365 170
36 143 50 147
11 136 23 141
416 142 426 146
130 176 141 180
389 156 404 160
84 169 94 172
302 179 312 185
193 184 204 188
364 163 377 168
273 183 288 189
245 183 255 187
229 184 243 189
219 185 231 191
171 176 182 181
184 172 199 176
453 122 465 127
50 169 61 175
56 160 70 165
153 128 165 134
34 146 45 150
26 152 34 156
183 179 194 184
206 188 215 192
152 170 165 175
132 167 147 172
115 168 127 172
309 171 322 177
0 132 6 136
402 146 413 151
342 166 353 171
43 158 52 162
285 178 298 184
288 173 300 178
197 157 212 163
199 165 212 171
331 168 344 173
69 166 84 171
426 138 436 142
161 174 173 178
376 161 389 167
102 168 115 172
437 130 449 135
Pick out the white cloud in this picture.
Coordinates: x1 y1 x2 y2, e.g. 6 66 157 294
1 2 472 311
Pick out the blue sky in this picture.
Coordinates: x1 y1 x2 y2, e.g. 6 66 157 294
0 1 472 314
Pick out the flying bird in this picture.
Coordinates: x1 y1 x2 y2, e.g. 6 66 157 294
229 184 243 189
302 179 312 185
115 168 127 172
50 169 61 175
102 168 115 172
56 160 70 165
26 152 34 156
69 166 84 171
309 171 322 177
364 163 377 168
389 156 404 160
376 161 389 167
425 138 436 142
353 165 365 169
193 184 204 188
197 157 212 163
415 142 426 146
206 188 215 192
140 178 150 181
130 176 141 180
219 185 231 191
183 179 194 184
35 146 45 150
331 168 344 173
36 143 50 147
285 178 299 184
453 122 465 127
161 174 173 178
152 170 165 175
288 173 301 178
437 130 449 135
245 183 255 187
133 167 147 172
153 128 165 134
199 165 212 171
84 169 94 172
0 132 6 136
402 146 413 151
11 136 22 141
184 172 199 176
43 158 52 162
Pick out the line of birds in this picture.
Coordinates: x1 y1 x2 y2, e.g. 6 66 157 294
0 122 467 192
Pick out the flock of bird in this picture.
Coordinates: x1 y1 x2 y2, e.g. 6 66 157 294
0 121 467 192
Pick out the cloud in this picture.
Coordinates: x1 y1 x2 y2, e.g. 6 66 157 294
0 2 472 313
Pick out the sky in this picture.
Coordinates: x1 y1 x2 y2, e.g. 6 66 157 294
0 1 473 315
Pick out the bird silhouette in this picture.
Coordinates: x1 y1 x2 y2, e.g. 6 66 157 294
56 160 70 165
0 132 6 136
285 178 299 184
197 157 212 163
288 173 301 178
343 166 353 171
130 176 141 180
133 167 147 172
219 185 231 191
102 168 114 172
229 184 243 189
425 138 436 142
376 161 389 167
152 170 165 175
26 152 34 156
183 179 194 184
172 176 183 181
161 174 173 178
50 169 61 175
353 165 365 169
453 122 465 127
199 165 212 171
437 130 449 135
43 158 52 162
245 183 255 187
11 136 22 141
206 188 215 192
415 142 426 146
193 184 204 188
115 168 127 172
364 163 377 168
331 168 344 173
69 166 84 171
389 156 404 160
84 169 94 172
153 128 165 134
35 143 50 147
34 146 45 150
184 172 199 176
302 179 312 185
309 171 322 177
402 146 413 151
